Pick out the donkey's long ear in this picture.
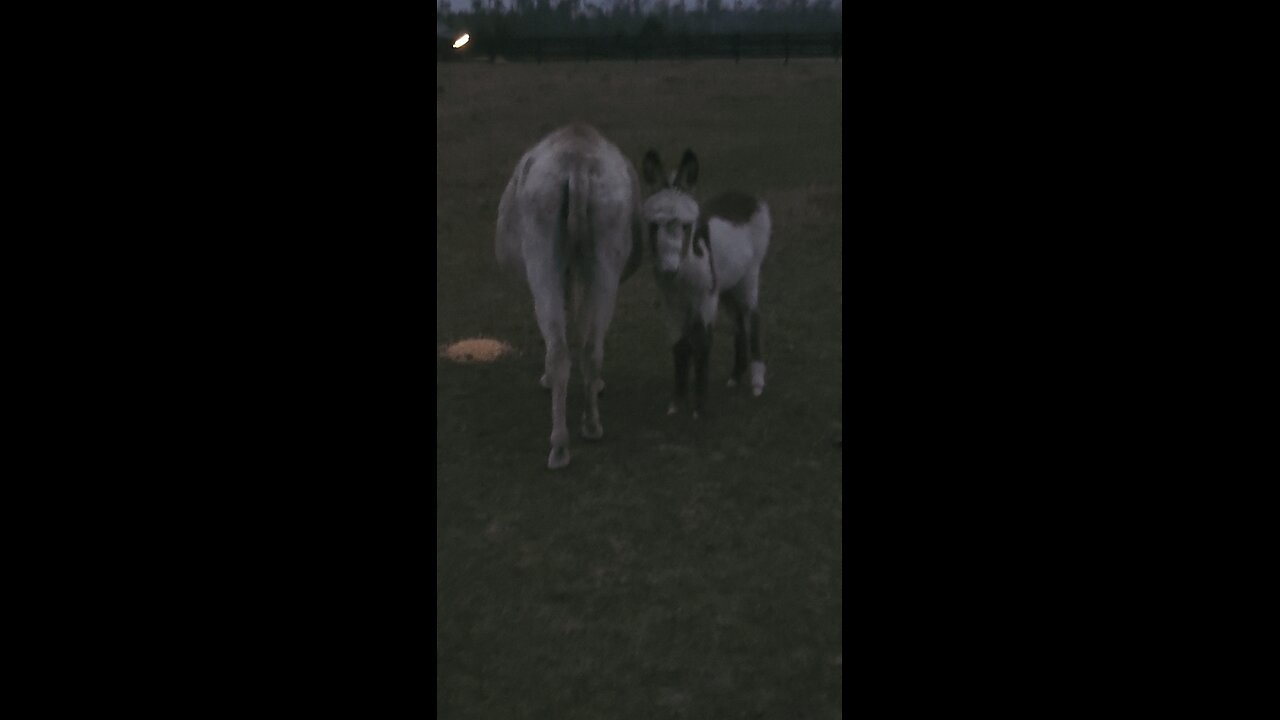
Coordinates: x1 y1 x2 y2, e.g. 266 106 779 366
641 150 665 191
674 149 699 191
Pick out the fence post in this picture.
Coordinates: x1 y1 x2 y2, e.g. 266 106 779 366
733 33 740 64
536 37 542 64
833 32 841 60
584 36 590 63
785 33 790 64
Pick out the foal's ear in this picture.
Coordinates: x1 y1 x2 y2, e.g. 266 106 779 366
674 149 698 191
641 150 665 190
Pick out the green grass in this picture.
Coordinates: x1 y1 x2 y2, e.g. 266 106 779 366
437 58 842 719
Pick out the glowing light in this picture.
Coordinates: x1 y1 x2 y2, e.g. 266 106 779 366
453 33 470 49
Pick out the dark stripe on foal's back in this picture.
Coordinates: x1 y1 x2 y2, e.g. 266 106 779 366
700 191 759 226
695 190 759 247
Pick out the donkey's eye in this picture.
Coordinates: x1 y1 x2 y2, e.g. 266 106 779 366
648 223 658 235
682 224 692 233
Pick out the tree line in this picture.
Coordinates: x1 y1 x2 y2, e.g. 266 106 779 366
438 0 843 38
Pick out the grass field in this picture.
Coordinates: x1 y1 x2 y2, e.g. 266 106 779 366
437 57 842 719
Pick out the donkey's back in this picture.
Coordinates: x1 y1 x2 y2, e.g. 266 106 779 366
495 123 644 469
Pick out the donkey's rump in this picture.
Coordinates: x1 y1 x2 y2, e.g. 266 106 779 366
497 126 642 279
495 171 528 278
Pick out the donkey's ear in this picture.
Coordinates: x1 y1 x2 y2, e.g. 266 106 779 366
674 149 698 191
641 150 665 190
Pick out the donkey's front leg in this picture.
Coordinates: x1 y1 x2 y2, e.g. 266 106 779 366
690 321 713 419
668 335 692 415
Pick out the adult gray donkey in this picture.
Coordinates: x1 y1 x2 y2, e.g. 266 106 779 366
496 123 644 469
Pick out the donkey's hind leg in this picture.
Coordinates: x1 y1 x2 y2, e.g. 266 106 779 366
529 263 572 469
734 273 766 397
723 293 749 388
577 271 619 440
747 309 764 396
540 278 573 391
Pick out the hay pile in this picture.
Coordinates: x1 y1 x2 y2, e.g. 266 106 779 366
441 338 514 363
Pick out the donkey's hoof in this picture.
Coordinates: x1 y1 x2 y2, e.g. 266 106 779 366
726 378 738 388
539 373 551 390
547 445 570 470
752 386 764 397
667 402 679 416
581 413 604 440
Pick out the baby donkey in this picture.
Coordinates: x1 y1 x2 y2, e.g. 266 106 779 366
640 148 771 418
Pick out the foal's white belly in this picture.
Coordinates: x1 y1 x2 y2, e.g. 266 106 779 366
660 204 770 341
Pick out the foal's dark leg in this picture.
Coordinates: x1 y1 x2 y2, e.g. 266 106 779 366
671 335 692 414
748 308 765 396
731 306 749 386
720 293 748 387
690 321 713 417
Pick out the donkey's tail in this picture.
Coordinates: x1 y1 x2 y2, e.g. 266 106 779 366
564 165 592 262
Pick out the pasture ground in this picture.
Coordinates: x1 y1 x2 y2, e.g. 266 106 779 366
437 58 842 719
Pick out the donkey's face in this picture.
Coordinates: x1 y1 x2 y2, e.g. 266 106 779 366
641 149 700 277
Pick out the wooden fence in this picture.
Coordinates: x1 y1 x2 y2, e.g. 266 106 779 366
437 32 842 63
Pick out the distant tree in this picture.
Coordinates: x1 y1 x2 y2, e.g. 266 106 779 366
585 1 607 32
670 0 686 31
